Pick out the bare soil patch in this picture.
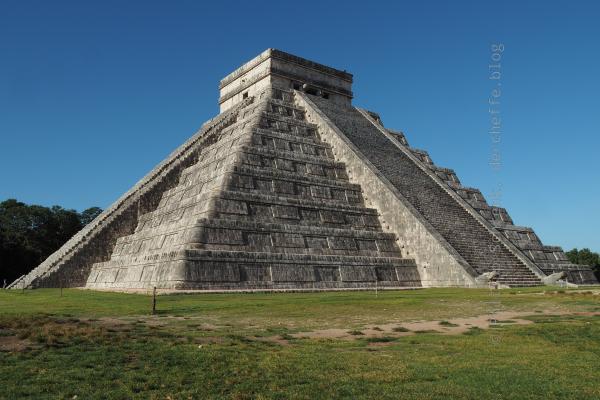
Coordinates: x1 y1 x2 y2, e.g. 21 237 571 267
291 310 600 341
0 335 31 352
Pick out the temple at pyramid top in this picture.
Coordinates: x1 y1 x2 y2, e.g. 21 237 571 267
219 48 353 111
10 48 598 291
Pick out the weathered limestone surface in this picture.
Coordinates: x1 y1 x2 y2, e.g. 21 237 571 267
10 99 252 289
11 48 597 290
84 87 420 289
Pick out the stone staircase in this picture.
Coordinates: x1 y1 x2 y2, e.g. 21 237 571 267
308 95 542 287
402 133 597 285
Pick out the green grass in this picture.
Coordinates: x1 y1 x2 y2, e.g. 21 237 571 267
439 320 459 327
364 336 397 343
0 287 599 399
463 326 485 336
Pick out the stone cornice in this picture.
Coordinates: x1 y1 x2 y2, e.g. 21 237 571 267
220 48 353 90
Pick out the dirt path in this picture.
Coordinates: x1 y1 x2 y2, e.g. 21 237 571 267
290 310 600 341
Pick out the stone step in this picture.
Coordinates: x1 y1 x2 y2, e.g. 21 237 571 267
495 273 539 278
497 283 542 286
497 278 540 282
496 275 540 280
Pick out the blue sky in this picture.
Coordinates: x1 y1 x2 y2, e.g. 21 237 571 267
1 1 598 252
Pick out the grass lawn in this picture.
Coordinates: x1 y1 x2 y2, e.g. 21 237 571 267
0 287 599 399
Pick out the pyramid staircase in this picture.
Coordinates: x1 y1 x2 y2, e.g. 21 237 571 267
405 144 597 285
305 95 543 287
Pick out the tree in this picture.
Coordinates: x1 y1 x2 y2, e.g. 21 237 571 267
79 207 103 226
0 199 102 285
566 248 600 279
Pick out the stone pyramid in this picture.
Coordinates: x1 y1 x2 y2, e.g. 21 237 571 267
11 49 597 290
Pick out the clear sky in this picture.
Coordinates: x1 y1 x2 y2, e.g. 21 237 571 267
1 0 598 252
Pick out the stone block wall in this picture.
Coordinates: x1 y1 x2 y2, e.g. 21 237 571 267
85 88 421 290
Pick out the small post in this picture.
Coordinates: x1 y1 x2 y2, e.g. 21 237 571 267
151 286 157 315
60 279 63 297
375 280 378 297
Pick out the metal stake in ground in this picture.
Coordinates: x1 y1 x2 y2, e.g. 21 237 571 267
152 286 157 315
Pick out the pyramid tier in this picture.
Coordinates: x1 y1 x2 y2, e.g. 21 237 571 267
213 190 382 231
87 249 419 290
111 218 401 260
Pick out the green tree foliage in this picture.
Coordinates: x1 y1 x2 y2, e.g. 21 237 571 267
79 207 103 226
566 248 600 278
0 199 102 285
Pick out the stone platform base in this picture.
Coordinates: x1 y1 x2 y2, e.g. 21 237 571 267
86 250 421 290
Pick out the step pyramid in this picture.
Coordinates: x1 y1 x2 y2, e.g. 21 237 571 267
11 49 597 290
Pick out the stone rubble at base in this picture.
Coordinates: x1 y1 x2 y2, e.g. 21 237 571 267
10 49 598 290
